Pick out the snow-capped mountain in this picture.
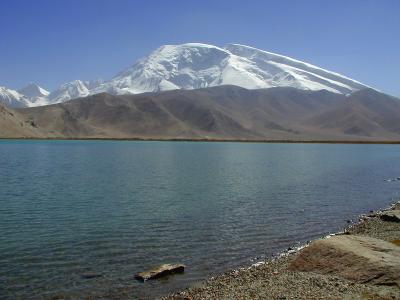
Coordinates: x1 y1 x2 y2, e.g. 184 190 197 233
44 79 104 105
0 43 371 108
0 87 31 108
0 84 50 108
94 43 369 96
18 83 50 106
46 80 91 104
18 83 49 99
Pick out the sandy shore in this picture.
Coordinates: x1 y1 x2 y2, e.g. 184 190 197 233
164 202 400 300
2 137 400 144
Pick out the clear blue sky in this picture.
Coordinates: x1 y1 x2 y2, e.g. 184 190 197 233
1 0 399 96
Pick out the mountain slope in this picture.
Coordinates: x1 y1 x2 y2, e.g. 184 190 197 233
16 86 400 141
225 44 368 93
0 103 44 137
306 89 400 137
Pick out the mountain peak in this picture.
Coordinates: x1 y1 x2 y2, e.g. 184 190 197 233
46 80 90 104
18 83 50 98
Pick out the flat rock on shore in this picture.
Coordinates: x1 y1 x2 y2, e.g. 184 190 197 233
380 210 400 222
135 264 185 281
290 235 400 287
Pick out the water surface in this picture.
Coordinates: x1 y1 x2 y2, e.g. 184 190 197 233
0 140 399 299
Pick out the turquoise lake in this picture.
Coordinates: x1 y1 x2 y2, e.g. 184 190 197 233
0 140 399 299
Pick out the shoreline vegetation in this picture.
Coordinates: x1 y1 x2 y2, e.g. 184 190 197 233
1 137 400 144
164 202 400 300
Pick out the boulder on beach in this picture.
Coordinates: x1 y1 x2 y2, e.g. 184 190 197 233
135 264 185 281
289 235 400 287
380 210 400 222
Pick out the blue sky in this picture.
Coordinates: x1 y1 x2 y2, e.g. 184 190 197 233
1 0 399 96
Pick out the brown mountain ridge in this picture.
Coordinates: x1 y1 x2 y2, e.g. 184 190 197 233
1 86 400 141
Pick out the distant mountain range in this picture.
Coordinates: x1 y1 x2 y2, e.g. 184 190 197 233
0 43 371 108
1 43 397 141
2 86 399 141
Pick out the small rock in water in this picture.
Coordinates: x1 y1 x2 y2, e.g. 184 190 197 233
81 272 102 279
135 263 185 281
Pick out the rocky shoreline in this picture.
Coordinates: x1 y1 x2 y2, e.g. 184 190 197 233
164 202 400 300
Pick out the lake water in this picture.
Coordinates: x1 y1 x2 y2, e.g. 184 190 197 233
0 140 399 299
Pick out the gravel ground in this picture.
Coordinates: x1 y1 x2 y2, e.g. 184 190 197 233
164 202 400 300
